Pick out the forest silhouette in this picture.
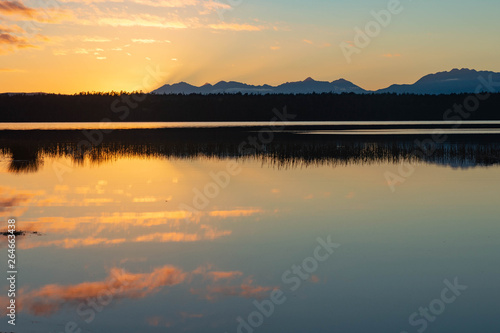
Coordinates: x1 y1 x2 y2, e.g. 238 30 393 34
1 92 500 122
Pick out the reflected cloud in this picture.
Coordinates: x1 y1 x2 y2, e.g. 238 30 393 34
208 209 263 218
20 265 187 316
206 271 243 282
0 187 34 211
83 198 114 205
35 195 69 207
23 237 127 249
18 215 235 249
22 217 85 234
0 186 39 218
191 277 274 301
98 211 190 225
133 228 226 242
13 265 272 318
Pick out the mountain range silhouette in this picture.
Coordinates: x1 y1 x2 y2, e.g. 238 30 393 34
153 68 500 95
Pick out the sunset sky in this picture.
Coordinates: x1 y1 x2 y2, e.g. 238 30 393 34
1 0 500 93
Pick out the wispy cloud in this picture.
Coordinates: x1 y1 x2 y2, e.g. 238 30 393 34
198 0 231 14
0 0 272 46
209 23 265 31
0 23 24 33
131 38 171 44
0 1 73 23
57 0 124 3
133 0 198 7
0 1 36 17
0 2 70 55
59 0 230 14
0 33 34 52
94 13 189 29
83 36 112 42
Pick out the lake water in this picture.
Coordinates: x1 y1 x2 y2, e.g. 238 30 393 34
0 123 499 333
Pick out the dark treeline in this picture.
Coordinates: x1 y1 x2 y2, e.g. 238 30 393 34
1 92 500 122
1 129 500 173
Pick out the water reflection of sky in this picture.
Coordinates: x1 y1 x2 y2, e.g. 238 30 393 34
1 151 499 333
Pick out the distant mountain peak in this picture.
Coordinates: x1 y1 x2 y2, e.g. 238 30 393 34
153 76 366 95
173 82 193 87
378 68 500 94
450 68 472 72
152 69 500 95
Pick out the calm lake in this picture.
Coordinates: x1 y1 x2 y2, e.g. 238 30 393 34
0 122 499 333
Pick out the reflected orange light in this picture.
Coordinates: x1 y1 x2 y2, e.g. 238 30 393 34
206 271 243 281
192 277 275 301
11 265 273 317
21 265 187 316
208 209 263 218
